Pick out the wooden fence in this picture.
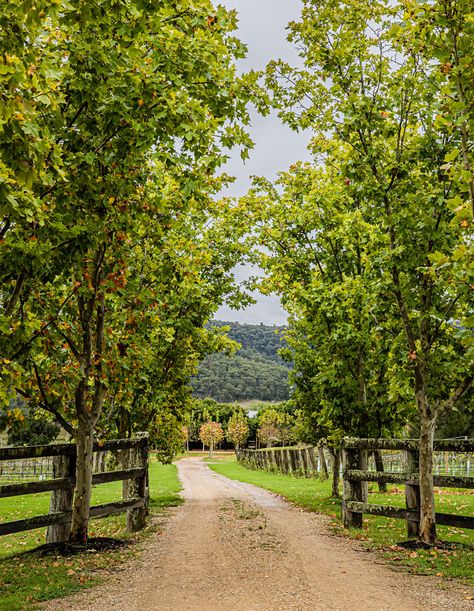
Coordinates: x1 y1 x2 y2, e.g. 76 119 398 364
237 446 318 477
342 438 474 536
0 451 109 483
0 433 149 543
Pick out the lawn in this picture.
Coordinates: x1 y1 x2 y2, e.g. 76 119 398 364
208 456 474 585
0 459 182 610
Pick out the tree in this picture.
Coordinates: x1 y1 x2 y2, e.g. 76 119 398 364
199 421 224 458
4 1 258 543
257 409 280 448
244 163 409 495
7 410 59 447
260 0 473 542
226 413 249 450
188 398 248 450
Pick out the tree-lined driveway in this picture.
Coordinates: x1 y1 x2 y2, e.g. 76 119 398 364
48 457 473 610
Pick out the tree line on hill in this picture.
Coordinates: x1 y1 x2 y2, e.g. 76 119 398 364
191 322 291 402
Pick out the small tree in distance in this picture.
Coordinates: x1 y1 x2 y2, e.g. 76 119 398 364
8 411 60 447
257 409 280 448
199 421 224 459
227 413 249 451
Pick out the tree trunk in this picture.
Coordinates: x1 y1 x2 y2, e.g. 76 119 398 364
209 441 214 459
69 424 95 543
419 410 437 544
331 449 341 498
318 445 329 480
373 449 387 493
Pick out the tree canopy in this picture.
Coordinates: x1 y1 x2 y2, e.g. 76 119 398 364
0 0 261 543
238 0 473 544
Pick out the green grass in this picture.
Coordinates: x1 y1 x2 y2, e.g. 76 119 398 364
209 456 474 585
0 460 182 610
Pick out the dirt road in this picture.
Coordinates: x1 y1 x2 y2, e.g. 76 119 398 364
48 457 473 611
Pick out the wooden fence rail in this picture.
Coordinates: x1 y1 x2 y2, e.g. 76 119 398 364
0 433 149 543
342 437 474 536
236 446 318 478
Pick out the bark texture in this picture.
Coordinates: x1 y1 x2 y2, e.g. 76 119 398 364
70 425 95 543
418 411 437 544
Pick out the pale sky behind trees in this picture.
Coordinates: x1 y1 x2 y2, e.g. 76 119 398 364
215 0 311 325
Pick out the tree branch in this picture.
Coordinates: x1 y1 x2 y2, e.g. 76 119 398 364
440 374 473 416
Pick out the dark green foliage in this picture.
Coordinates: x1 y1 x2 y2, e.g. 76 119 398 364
191 322 291 402
436 401 474 439
7 412 60 447
209 321 290 363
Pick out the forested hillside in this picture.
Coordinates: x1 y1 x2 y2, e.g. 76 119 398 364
191 322 291 402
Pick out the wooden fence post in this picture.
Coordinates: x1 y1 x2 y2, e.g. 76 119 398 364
300 449 310 477
307 447 318 476
126 432 149 532
267 449 274 471
288 449 298 474
342 445 368 528
281 449 290 474
46 453 75 543
403 448 420 538
272 449 280 473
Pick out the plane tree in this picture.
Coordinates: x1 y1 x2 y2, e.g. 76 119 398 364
260 0 473 543
3 0 259 543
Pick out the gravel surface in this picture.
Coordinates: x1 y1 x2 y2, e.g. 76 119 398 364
44 457 474 610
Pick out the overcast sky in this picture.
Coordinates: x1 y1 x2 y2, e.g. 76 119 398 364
214 0 311 326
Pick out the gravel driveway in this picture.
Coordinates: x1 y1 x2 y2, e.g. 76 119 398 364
45 457 474 610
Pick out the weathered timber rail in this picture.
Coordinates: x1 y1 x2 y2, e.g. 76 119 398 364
237 446 318 478
0 433 149 542
342 438 474 536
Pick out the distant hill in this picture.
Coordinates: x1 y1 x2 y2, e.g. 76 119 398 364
191 321 291 403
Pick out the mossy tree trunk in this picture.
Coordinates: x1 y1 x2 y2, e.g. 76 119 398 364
70 423 95 543
418 402 437 544
69 278 106 544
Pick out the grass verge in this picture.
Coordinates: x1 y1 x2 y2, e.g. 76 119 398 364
208 456 474 587
0 460 182 610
